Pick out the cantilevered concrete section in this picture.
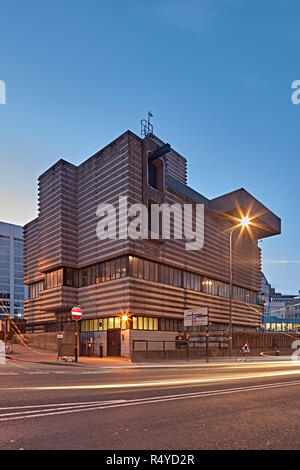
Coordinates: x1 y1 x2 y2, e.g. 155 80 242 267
209 188 281 239
167 176 280 240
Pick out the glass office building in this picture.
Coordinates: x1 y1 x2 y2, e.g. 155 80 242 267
0 221 26 318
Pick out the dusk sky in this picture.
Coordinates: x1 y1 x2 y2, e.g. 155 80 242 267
1 0 299 293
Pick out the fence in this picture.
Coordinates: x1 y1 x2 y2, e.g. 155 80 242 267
132 339 210 361
131 331 300 361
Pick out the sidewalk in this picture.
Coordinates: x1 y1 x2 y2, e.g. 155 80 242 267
6 344 132 368
5 344 296 368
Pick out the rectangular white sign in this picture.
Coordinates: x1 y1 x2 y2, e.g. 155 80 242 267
184 310 193 327
184 307 208 327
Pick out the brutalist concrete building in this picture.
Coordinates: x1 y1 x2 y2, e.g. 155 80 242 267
24 130 280 356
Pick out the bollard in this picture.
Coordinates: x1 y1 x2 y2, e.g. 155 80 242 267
186 341 189 361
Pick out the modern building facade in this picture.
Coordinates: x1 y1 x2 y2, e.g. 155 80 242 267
24 130 281 356
0 221 26 318
259 272 300 332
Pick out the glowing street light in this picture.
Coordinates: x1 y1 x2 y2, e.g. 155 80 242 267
228 215 251 358
241 216 250 228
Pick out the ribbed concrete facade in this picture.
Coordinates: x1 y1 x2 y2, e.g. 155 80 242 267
24 130 280 355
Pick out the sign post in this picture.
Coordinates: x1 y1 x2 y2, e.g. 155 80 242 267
71 306 83 362
205 309 210 363
184 307 209 361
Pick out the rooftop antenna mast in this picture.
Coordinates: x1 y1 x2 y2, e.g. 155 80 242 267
141 111 154 138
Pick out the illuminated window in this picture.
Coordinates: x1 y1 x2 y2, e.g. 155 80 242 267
144 260 150 280
108 317 114 329
132 316 137 329
138 258 143 279
129 256 138 278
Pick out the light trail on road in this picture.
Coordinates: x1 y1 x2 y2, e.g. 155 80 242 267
2 365 300 391
0 379 299 423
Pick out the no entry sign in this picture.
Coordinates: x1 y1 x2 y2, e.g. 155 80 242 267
71 306 83 321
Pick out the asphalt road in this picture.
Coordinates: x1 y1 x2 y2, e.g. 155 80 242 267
0 358 299 450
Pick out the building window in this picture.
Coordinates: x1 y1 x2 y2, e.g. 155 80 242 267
29 281 44 299
45 269 63 290
148 156 164 192
138 317 143 330
81 316 162 332
42 255 258 307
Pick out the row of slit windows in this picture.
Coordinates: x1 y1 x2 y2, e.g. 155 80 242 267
264 322 300 332
28 255 257 304
80 316 181 332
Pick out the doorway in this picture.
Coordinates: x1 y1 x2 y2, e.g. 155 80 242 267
107 329 121 356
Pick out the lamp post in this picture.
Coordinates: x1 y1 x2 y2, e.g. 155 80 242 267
228 216 250 358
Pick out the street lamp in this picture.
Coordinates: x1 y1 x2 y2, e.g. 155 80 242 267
121 314 129 330
228 216 250 358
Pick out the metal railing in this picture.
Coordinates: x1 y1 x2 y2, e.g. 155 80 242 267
132 339 210 361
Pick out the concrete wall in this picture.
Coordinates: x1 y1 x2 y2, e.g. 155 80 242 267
130 330 178 351
24 332 63 352
121 329 130 357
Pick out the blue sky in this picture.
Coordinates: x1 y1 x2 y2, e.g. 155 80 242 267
0 0 299 293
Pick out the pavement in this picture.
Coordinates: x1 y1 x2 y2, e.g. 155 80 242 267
6 343 133 368
5 343 295 369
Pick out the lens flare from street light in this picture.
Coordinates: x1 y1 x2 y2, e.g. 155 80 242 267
122 315 129 322
241 216 250 227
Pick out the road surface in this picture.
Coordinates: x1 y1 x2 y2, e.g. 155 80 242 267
0 358 299 450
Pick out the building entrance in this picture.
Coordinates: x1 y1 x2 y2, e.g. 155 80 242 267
107 329 121 356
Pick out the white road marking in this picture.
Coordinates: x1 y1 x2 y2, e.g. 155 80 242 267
0 379 299 422
0 400 128 417
0 399 128 411
0 372 18 376
5 360 30 370
0 370 115 376
26 372 51 375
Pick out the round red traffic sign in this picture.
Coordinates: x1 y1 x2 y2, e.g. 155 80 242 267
71 306 83 321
